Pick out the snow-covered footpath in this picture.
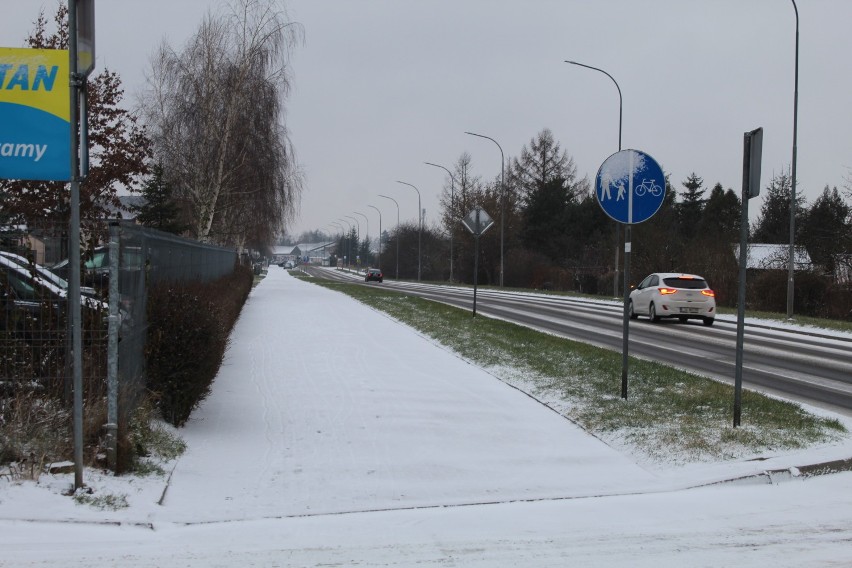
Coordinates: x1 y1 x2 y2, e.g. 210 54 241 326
2 268 852 567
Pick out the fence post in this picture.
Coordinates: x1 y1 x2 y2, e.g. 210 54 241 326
106 223 120 470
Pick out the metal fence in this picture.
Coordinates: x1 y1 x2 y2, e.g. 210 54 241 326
102 223 238 464
2 221 238 456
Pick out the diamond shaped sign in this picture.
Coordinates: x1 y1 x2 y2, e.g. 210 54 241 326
462 208 494 236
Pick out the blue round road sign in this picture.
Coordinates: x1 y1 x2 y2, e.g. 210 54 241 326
595 149 666 224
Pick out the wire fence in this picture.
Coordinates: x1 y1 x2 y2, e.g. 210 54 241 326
110 222 238 407
1 221 238 428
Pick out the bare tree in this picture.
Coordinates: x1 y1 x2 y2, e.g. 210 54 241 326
142 0 303 247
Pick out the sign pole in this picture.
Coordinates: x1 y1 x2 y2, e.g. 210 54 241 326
462 207 494 317
594 149 666 401
473 224 479 316
621 225 631 399
68 0 85 491
734 127 763 427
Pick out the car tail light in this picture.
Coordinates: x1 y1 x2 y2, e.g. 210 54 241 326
658 287 678 295
701 289 715 298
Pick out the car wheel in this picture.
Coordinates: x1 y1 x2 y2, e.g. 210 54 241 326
649 302 660 322
628 300 638 320
703 317 714 327
378 279 383 283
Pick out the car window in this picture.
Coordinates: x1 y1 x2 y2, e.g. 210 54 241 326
649 275 659 287
5 270 38 301
87 250 109 269
663 277 708 289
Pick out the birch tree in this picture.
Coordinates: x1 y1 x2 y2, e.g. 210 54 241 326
142 0 303 247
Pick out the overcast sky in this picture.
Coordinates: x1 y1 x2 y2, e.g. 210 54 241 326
3 1 851 240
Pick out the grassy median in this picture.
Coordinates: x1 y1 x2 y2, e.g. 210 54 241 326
304 276 847 467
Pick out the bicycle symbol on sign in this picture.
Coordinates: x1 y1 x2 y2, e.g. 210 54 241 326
634 178 663 197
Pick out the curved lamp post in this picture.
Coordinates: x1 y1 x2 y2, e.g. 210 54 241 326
367 205 382 271
378 194 400 280
425 161 456 282
396 180 422 281
354 211 370 262
787 0 799 320
344 215 360 269
329 222 345 267
565 60 623 298
464 131 504 287
337 218 353 270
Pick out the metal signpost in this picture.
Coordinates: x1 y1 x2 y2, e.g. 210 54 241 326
461 207 494 316
734 127 763 427
68 0 96 491
0 0 94 490
594 149 666 399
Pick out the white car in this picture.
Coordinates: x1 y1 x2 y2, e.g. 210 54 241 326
629 272 716 326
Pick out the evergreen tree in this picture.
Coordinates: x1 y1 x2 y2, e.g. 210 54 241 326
694 183 741 305
697 183 741 240
799 185 851 273
678 172 705 240
752 170 806 243
508 129 582 264
522 177 571 262
133 165 187 234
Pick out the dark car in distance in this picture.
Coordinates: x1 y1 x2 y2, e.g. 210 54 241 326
365 268 383 283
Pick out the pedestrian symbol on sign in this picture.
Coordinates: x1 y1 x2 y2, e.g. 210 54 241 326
595 149 666 225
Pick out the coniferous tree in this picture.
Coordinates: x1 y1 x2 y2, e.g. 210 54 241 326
133 165 187 235
697 183 741 241
694 183 741 305
509 129 582 263
752 170 806 243
799 185 851 273
678 172 705 240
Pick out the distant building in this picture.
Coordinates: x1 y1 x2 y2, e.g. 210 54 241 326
271 242 334 265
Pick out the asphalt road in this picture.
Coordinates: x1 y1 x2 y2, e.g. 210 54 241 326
300 266 852 417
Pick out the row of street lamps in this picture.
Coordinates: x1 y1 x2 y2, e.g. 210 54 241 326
329 3 799 304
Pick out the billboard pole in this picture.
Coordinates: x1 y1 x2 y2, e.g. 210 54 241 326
69 0 85 491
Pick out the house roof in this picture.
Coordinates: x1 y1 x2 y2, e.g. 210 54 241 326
733 243 812 270
272 245 300 255
271 242 334 257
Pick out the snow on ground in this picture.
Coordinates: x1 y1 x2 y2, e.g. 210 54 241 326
2 267 852 567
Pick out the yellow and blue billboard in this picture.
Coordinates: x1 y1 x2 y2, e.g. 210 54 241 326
0 47 71 181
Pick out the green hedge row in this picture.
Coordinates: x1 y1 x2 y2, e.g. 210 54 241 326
145 264 253 427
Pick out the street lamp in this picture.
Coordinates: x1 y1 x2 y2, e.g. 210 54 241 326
378 194 400 280
396 180 422 281
337 218 353 270
367 204 382 271
464 131 504 287
344 215 360 268
354 211 370 259
565 59 623 298
425 161 456 282
787 0 799 320
329 221 345 267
